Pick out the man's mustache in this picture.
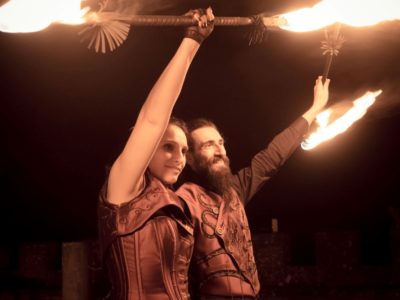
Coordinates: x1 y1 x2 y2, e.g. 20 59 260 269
211 155 229 165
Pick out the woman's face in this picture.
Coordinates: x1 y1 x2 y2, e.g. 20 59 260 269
148 124 188 185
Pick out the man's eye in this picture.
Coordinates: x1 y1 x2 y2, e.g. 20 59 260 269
203 142 213 149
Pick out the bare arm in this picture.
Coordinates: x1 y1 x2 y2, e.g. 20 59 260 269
107 8 214 205
302 76 330 125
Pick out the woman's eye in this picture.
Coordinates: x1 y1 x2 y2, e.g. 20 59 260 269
163 144 174 151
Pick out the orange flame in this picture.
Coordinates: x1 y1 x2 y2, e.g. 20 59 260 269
280 0 399 32
0 0 89 33
301 90 382 150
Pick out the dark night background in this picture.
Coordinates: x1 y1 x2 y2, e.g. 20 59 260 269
0 0 399 246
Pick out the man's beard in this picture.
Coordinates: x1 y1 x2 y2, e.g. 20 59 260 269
192 154 233 198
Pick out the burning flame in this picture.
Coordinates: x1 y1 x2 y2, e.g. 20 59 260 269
280 0 399 32
0 0 89 33
301 90 382 150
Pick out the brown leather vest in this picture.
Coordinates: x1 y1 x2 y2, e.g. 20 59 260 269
177 183 260 297
99 176 194 300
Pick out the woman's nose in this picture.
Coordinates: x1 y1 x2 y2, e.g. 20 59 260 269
173 150 184 162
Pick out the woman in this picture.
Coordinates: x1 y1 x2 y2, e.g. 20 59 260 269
98 8 214 299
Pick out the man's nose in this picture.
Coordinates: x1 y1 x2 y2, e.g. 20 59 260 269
214 143 226 155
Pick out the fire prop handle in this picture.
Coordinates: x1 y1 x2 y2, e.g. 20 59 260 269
320 23 344 83
89 13 287 27
81 13 287 53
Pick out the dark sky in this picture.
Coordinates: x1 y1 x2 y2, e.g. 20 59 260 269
0 0 399 241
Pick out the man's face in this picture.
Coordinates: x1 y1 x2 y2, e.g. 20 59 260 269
188 126 230 174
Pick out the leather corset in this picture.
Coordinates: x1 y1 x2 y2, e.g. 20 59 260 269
177 183 260 297
99 176 194 300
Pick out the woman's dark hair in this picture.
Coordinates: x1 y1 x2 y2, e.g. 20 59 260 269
169 116 189 138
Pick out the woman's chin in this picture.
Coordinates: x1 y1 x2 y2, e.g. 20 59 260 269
162 175 178 186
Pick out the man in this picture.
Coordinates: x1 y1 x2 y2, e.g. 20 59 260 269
177 77 330 299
